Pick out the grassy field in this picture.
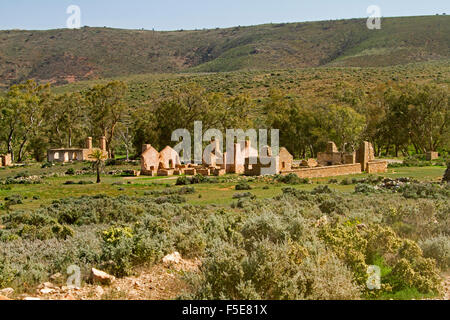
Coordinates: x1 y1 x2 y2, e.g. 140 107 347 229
0 162 445 211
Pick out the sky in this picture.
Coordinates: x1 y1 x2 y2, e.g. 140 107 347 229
0 0 448 31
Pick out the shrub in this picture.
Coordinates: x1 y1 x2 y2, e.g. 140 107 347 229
65 168 75 175
311 185 332 194
355 184 378 194
176 177 190 186
319 198 346 215
276 174 309 185
41 162 53 168
154 195 186 204
319 223 442 297
178 186 196 195
232 192 256 200
419 235 450 270
186 239 361 300
4 194 23 205
190 174 208 184
401 183 449 199
100 227 134 277
235 182 251 191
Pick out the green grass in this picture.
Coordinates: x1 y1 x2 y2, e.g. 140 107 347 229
377 287 437 300
0 162 445 211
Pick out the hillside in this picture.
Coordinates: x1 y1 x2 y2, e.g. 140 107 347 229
0 15 449 87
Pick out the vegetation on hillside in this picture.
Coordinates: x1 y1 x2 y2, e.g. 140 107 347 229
0 16 449 87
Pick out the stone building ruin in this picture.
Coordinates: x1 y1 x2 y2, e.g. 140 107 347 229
0 153 12 167
278 141 387 178
47 136 108 163
139 139 387 178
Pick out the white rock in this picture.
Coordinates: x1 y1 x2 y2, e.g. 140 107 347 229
23 297 41 301
0 288 14 297
94 286 104 296
40 288 56 294
90 268 116 285
50 273 63 281
38 282 55 289
162 252 182 266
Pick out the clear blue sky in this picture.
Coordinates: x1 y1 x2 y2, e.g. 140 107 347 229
0 0 448 31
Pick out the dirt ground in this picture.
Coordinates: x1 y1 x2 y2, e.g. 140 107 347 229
16 258 201 301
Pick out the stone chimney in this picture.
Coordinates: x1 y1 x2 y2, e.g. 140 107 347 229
99 136 107 152
142 144 152 153
211 139 220 153
85 137 93 150
326 141 338 153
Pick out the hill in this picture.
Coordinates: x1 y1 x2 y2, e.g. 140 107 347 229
0 15 449 87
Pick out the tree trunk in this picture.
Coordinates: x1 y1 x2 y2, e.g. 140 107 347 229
68 127 72 148
18 138 27 163
96 165 101 184
7 129 14 162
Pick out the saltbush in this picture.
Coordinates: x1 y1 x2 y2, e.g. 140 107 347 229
235 182 252 191
419 235 450 270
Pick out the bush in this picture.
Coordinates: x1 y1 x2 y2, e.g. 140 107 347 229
41 162 53 168
4 194 23 205
65 168 75 175
319 224 442 297
419 235 450 270
154 195 186 204
232 192 256 200
100 227 134 277
176 177 190 186
186 239 361 300
311 185 332 195
400 183 449 199
235 182 251 191
176 175 212 185
319 198 346 215
276 174 309 185
355 184 378 194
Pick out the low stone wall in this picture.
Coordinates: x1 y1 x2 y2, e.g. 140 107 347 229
286 163 362 178
367 161 388 174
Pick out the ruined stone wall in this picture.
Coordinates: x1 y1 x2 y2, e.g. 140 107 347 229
317 152 343 166
141 145 160 176
226 143 245 174
367 161 388 174
279 147 293 172
244 156 280 176
426 152 439 161
1 154 12 167
159 147 181 169
286 163 362 178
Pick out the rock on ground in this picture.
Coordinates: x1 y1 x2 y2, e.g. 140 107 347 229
90 268 116 285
